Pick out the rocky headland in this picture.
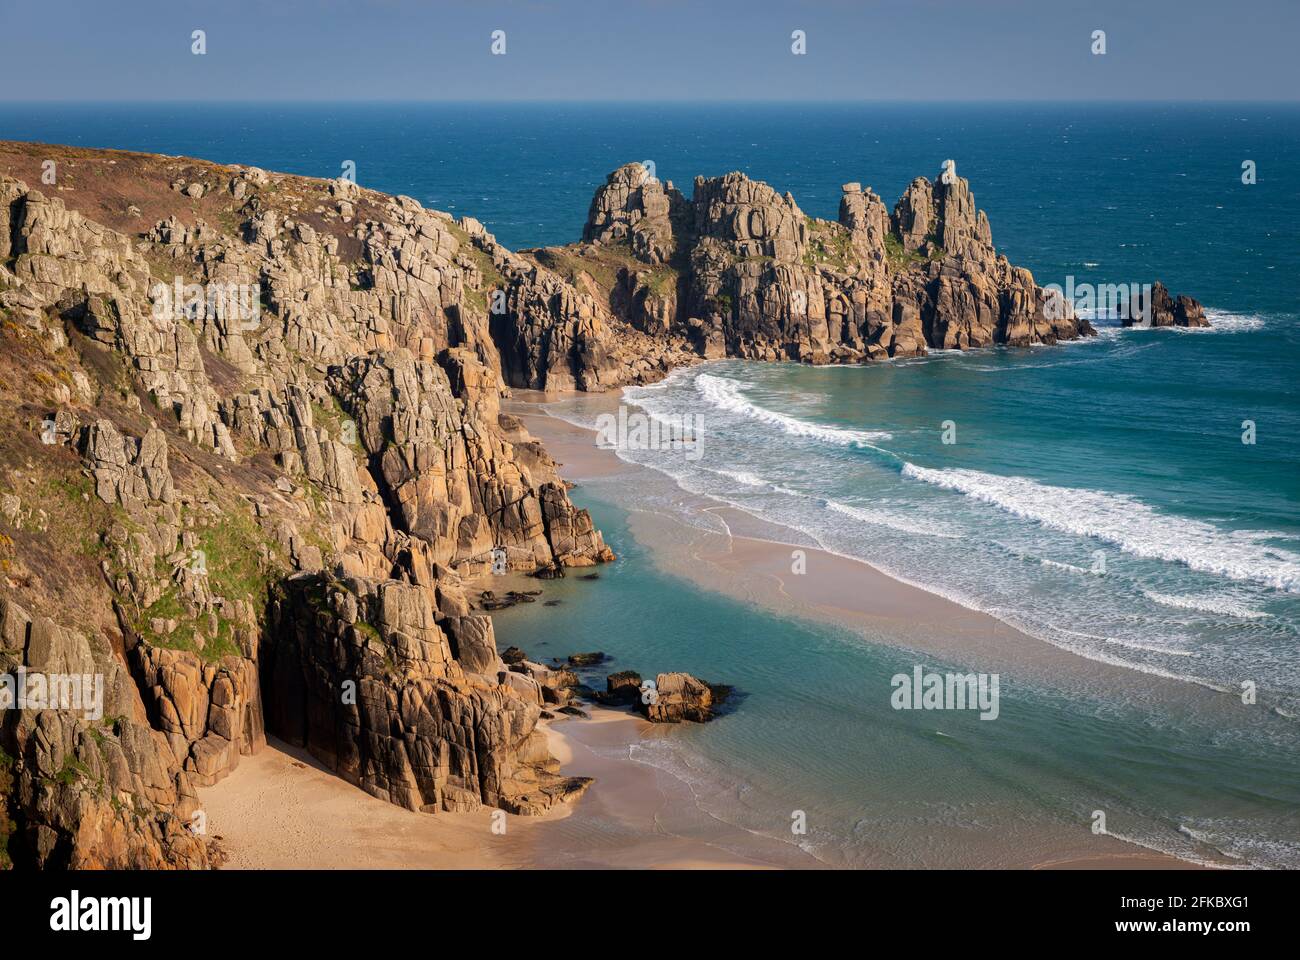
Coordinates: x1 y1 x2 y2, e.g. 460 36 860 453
0 140 1205 868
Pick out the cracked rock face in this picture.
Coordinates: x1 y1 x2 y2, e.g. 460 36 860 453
555 160 1122 369
1 596 211 869
0 152 615 868
583 162 689 266
264 575 591 816
678 164 1098 362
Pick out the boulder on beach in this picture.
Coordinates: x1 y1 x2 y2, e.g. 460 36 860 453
510 659 580 704
639 672 731 723
595 670 643 705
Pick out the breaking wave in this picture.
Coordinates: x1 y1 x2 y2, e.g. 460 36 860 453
900 464 1300 593
694 373 892 449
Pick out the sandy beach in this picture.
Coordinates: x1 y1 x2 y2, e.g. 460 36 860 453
506 389 1205 869
199 388 1201 870
200 715 808 870
509 391 1244 714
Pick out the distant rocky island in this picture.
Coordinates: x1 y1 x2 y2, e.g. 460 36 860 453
0 140 1205 869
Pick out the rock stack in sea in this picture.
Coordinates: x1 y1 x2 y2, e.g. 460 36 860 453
544 160 1147 371
1123 281 1210 328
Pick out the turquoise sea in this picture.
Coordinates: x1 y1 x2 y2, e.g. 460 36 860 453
4 102 1297 867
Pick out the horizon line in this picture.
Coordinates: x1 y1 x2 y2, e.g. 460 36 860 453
3 98 1300 106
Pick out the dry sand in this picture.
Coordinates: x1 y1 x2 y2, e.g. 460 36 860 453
200 737 537 869
200 716 803 870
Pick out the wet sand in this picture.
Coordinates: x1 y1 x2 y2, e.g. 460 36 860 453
509 393 1239 711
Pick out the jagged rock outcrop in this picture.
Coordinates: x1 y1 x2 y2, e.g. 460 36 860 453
639 672 723 724
0 144 618 869
327 348 613 574
1124 281 1209 328
583 163 689 265
0 597 210 868
839 182 891 256
0 179 236 459
557 160 1213 366
264 575 590 815
551 159 1093 369
671 163 1096 362
80 420 176 510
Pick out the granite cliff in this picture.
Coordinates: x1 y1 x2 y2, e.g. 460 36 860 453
0 142 610 868
527 161 1207 383
0 142 1205 868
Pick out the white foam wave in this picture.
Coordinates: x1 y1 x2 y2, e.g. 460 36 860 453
1142 590 1270 620
712 468 767 487
694 373 892 448
1194 309 1268 333
1039 557 1092 575
826 499 959 539
1104 636 1196 657
1105 830 1255 870
901 464 1300 593
1176 823 1300 870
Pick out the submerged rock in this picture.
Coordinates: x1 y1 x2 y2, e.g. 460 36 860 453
532 560 566 580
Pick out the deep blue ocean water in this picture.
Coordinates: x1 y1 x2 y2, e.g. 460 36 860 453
3 102 1296 867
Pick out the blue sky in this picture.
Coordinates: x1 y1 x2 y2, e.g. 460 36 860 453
2 0 1296 102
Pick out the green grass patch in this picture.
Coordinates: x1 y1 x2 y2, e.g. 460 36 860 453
884 231 946 267
36 472 120 559
196 503 278 602
352 620 381 642
447 223 507 312
803 219 855 272
126 497 288 662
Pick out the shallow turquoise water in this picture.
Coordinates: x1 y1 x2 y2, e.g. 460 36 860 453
493 483 1300 868
591 327 1300 713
